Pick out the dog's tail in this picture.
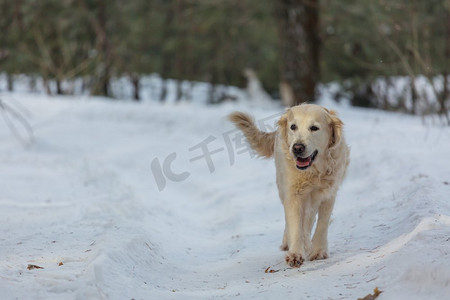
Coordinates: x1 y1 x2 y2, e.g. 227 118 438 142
228 112 275 158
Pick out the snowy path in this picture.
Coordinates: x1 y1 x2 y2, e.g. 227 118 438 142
0 94 449 299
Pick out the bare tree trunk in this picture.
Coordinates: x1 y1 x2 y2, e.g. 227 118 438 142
208 83 216 104
382 78 391 110
96 0 110 97
56 79 63 95
160 79 167 102
78 0 111 97
174 0 186 102
442 6 450 124
276 0 320 104
207 71 219 104
7 74 13 92
42 76 52 95
13 0 24 32
131 76 140 101
410 76 418 114
159 1 175 103
29 75 37 92
81 76 89 94
176 80 182 102
442 73 450 125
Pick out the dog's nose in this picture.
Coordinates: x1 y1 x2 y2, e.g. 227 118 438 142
293 143 305 155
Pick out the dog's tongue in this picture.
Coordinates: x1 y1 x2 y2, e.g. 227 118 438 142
296 157 311 168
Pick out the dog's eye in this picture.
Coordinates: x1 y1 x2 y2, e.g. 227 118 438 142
310 126 319 131
290 124 297 131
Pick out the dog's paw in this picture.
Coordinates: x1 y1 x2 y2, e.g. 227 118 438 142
285 252 304 268
280 243 288 251
308 248 328 261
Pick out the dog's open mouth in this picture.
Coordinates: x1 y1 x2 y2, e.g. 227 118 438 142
295 150 318 170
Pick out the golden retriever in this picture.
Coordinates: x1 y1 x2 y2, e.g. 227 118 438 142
229 104 349 268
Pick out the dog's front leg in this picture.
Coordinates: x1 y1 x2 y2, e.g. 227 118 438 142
309 197 335 260
302 196 318 256
283 194 306 267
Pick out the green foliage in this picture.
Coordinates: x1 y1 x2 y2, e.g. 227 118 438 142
0 0 447 101
321 0 448 81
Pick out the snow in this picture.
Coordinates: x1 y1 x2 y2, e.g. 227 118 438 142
0 73 248 104
0 91 449 300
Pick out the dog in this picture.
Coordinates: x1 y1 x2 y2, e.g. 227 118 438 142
229 104 349 267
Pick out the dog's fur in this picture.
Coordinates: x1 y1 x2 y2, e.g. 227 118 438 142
229 104 349 267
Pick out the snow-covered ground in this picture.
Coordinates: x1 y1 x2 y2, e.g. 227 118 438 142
0 92 449 300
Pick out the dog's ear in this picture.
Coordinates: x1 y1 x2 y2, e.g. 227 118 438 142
327 110 343 149
277 110 289 143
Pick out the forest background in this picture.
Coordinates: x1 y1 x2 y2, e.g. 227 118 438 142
0 0 448 119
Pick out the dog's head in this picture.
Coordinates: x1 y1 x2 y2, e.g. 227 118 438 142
277 104 343 171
